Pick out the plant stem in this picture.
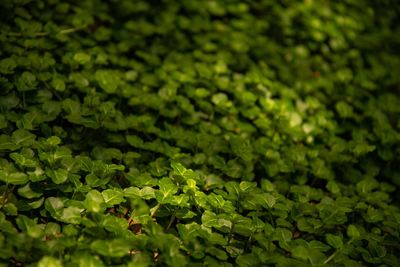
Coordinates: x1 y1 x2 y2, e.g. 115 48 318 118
227 223 235 245
150 204 160 217
323 250 338 265
166 213 176 231
0 185 15 209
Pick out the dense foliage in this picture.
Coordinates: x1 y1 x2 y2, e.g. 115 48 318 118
1 0 400 266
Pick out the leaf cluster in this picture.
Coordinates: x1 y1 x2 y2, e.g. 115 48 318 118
0 0 400 266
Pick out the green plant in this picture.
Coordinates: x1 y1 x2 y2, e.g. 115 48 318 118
0 0 400 266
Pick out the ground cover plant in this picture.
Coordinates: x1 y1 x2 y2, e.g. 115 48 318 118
1 0 400 266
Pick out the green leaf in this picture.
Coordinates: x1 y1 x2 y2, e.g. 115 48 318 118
0 115 7 130
202 210 219 228
77 156 93 172
51 77 66 92
317 199 350 225
225 182 240 200
230 136 253 162
171 161 198 181
353 143 376 156
308 240 331 252
239 181 257 192
208 193 226 209
90 239 132 257
0 172 29 185
0 135 15 150
172 194 189 207
45 197 64 219
126 135 144 148
102 189 125 206
10 152 37 168
3 202 18 216
0 93 19 111
326 234 343 249
236 254 259 266
84 190 105 213
38 256 63 267
206 246 228 260
261 193 276 208
92 147 123 162
272 228 292 250
224 159 242 178
25 197 45 210
12 129 36 147
16 71 37 91
139 187 156 199
260 180 274 193
292 246 309 261
95 70 120 93
307 248 326 266
46 136 62 146
62 98 81 115
212 93 229 106
208 232 228 246
365 206 383 223
0 57 16 74
356 178 379 194
16 215 43 238
368 241 386 258
177 222 200 242
155 177 178 204
18 183 43 199
102 214 129 234
335 101 353 118
124 186 155 200
347 224 360 240
128 253 152 267
60 206 82 224
70 72 90 87
326 181 341 194
46 169 69 184
73 52 91 64
70 253 105 267
232 216 253 236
